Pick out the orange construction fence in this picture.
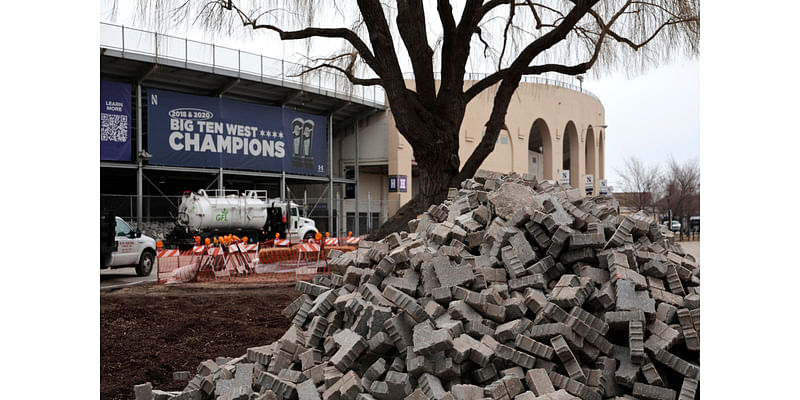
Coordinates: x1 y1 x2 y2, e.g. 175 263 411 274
156 240 357 285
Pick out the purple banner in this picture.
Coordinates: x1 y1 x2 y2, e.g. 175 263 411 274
147 89 327 175
100 80 132 161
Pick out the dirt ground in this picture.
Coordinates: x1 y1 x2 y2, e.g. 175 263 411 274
100 282 301 400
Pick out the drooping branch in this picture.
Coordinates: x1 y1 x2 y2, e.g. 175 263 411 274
604 17 698 50
497 1 517 70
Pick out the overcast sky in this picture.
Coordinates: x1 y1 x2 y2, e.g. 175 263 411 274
101 1 699 190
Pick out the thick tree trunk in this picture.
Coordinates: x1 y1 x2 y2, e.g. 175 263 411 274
367 122 460 240
366 157 456 240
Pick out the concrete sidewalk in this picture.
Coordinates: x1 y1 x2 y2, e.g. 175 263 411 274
100 263 159 290
678 241 700 263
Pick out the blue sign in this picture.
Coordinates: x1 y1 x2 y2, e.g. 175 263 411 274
147 89 327 175
398 175 407 192
388 175 398 192
100 80 132 161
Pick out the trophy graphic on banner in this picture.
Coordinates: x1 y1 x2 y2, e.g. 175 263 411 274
291 117 315 169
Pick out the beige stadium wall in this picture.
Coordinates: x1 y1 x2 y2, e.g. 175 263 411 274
458 81 606 193
342 172 389 216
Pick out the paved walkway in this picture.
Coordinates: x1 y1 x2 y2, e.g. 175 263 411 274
677 241 700 263
100 263 159 290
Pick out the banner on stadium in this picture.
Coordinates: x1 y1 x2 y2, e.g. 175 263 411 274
100 80 132 161
147 89 327 176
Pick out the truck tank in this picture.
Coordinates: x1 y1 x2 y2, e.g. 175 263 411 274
176 189 269 232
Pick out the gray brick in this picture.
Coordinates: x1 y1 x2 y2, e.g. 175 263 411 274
134 382 153 400
384 312 414 353
495 343 536 368
413 320 454 356
640 354 664 387
525 369 555 395
330 329 368 372
632 382 676 400
611 345 638 388
550 335 585 383
644 320 681 353
678 378 699 400
547 371 601 400
651 349 699 379
514 335 554 360
615 280 655 314
450 384 484 400
296 380 321 400
495 318 532 342
383 285 429 323
629 321 645 364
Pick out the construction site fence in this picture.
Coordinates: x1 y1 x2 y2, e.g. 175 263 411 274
156 242 357 285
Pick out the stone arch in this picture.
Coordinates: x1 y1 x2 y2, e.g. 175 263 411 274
528 118 553 180
562 121 580 187
586 126 597 190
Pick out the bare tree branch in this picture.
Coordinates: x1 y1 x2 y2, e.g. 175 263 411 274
616 156 662 212
497 1 517 70
395 0 436 106
456 0 600 184
522 0 543 29
213 1 379 70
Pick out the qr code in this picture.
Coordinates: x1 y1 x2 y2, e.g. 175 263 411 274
101 113 129 142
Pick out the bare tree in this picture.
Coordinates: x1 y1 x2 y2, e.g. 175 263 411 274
616 156 660 214
661 156 699 240
129 0 700 238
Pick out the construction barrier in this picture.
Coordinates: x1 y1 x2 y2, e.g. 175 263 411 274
157 241 357 284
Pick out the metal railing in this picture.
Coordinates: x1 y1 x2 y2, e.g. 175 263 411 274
402 72 601 102
101 22 599 106
100 22 387 106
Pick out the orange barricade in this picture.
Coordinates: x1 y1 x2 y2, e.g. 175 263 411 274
157 242 357 284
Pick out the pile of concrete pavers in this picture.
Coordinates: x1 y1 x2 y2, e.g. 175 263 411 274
137 170 700 400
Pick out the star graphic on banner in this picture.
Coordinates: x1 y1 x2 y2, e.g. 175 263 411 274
278 131 284 139
265 130 271 138
259 130 265 137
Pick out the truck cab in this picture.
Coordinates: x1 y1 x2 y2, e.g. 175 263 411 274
287 203 317 240
101 217 157 276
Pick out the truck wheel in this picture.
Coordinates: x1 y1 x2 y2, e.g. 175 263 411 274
303 231 316 240
136 251 155 277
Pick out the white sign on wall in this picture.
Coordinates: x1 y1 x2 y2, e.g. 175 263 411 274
585 174 594 195
560 170 570 185
599 179 609 195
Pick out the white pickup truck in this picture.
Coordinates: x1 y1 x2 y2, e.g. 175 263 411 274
101 216 157 276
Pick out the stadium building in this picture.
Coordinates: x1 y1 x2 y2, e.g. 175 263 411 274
100 23 606 239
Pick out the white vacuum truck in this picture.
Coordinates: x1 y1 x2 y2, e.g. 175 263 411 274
165 189 318 249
